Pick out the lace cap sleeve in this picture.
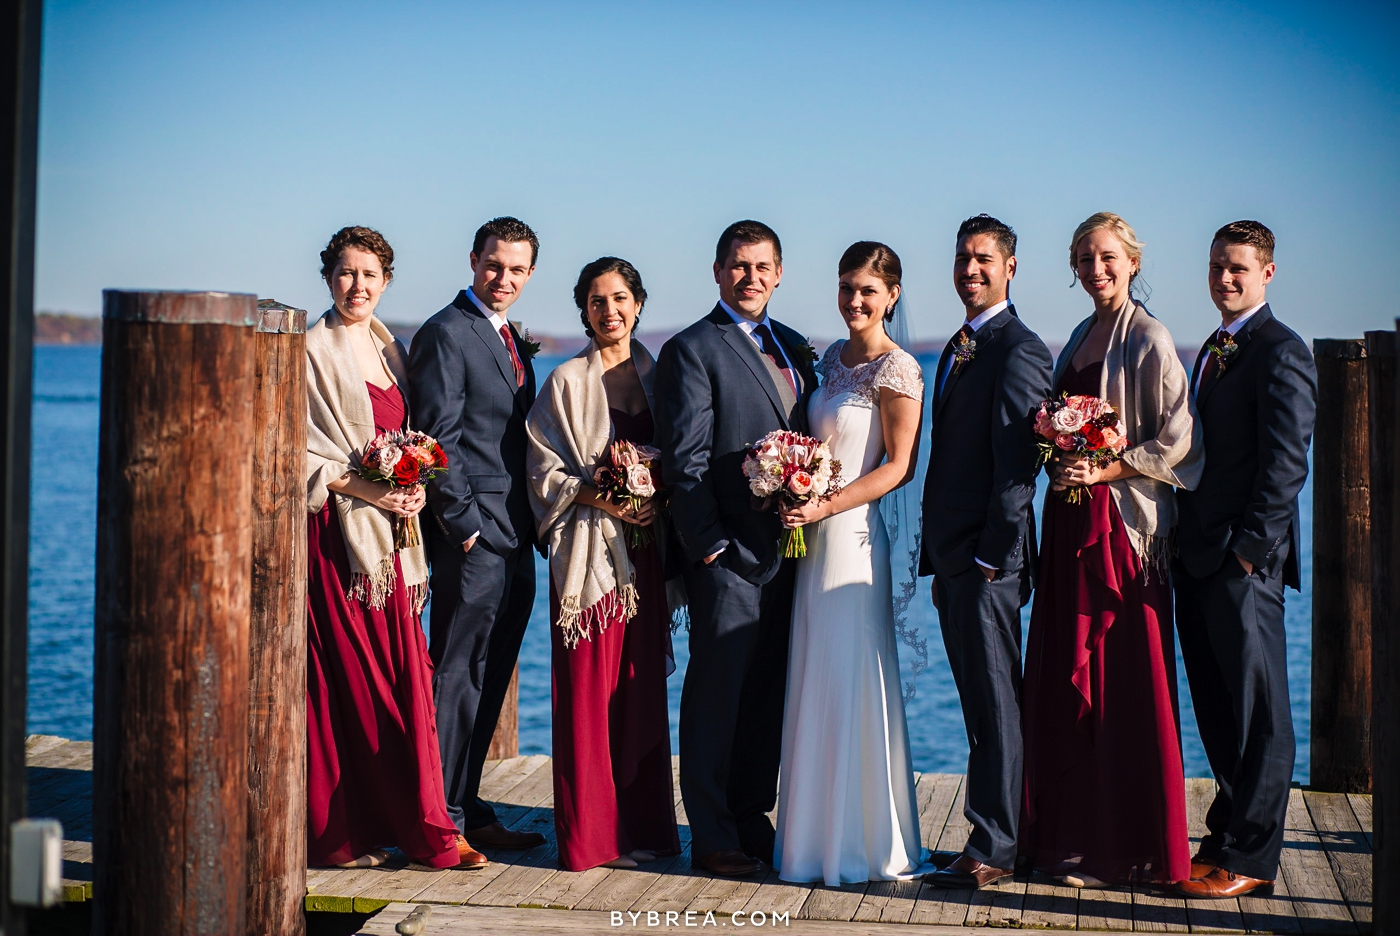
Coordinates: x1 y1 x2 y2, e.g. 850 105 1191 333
816 340 845 381
874 349 924 401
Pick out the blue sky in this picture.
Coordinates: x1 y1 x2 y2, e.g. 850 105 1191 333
34 1 1399 344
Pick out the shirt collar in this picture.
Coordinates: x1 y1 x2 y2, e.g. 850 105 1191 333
1221 301 1266 337
465 286 509 331
719 298 767 333
963 299 1009 334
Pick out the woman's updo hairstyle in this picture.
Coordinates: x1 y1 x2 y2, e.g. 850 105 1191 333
320 226 395 283
838 241 902 321
573 256 648 337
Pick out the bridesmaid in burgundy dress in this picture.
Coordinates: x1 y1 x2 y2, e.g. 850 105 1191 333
525 257 680 871
1020 214 1203 887
305 226 483 871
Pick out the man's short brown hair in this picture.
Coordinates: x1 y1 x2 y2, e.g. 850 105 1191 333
473 216 540 266
715 220 782 267
1212 220 1274 266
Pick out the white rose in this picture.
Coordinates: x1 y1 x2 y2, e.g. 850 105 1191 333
626 463 655 498
378 445 402 473
1050 407 1085 434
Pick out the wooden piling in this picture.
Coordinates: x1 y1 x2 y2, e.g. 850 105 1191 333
246 300 308 936
93 290 258 936
488 665 520 759
1375 322 1400 933
1310 338 1371 793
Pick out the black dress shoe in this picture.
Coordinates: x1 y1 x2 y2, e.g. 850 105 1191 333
695 849 764 877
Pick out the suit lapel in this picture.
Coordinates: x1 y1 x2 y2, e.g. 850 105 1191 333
769 321 809 397
1198 305 1271 409
935 309 1009 419
463 303 518 392
713 306 791 428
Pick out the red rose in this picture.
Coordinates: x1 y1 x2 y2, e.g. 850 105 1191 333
1081 425 1106 450
393 457 420 486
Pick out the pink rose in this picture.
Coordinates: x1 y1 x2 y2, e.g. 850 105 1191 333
1034 410 1058 440
1100 426 1120 450
1054 434 1077 451
788 470 813 496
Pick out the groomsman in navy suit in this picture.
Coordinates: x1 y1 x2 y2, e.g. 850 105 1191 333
1175 221 1316 899
920 215 1053 888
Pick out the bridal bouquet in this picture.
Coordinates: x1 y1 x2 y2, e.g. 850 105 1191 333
593 440 663 546
357 429 449 547
1034 394 1130 504
743 430 842 558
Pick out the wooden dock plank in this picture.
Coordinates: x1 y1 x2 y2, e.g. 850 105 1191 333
908 777 972 926
796 881 868 921
1345 794 1372 851
629 846 712 913
852 879 921 924
739 868 814 921
1240 860 1303 935
1304 790 1372 929
684 873 764 916
1130 884 1190 933
1018 878 1078 929
1278 787 1358 934
25 735 70 759
572 848 691 912
479 755 550 802
1076 885 1133 932
965 877 1024 927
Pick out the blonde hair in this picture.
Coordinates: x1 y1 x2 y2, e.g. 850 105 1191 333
1069 212 1144 281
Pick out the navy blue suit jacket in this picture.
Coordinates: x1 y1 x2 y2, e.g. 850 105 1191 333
1176 304 1316 588
918 306 1054 580
408 290 538 555
654 305 818 586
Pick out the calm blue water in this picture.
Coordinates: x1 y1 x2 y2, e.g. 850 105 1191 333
26 346 1313 782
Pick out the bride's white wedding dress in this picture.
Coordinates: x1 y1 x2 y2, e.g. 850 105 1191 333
774 341 926 886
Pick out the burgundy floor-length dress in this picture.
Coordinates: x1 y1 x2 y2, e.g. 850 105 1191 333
551 406 681 871
1020 361 1190 885
307 381 461 868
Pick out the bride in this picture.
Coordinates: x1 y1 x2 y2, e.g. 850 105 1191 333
773 241 926 885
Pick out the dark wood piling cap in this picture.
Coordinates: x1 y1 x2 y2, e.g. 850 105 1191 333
1367 330 1397 358
255 299 308 335
1313 338 1367 360
102 289 259 326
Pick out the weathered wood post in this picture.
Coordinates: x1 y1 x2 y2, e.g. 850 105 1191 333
487 666 519 759
93 290 258 936
246 300 308 936
1310 338 1371 793
1375 322 1400 933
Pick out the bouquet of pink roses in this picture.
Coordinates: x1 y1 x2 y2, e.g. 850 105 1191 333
742 430 842 558
1034 393 1130 504
592 440 663 546
357 429 449 547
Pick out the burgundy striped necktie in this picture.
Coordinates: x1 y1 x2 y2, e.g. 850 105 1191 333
500 324 525 388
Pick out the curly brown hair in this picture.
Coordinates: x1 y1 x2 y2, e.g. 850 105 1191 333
320 226 395 282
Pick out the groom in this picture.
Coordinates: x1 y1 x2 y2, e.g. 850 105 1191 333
920 215 1052 888
655 220 818 876
409 216 547 852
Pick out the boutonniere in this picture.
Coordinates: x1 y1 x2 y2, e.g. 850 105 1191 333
795 338 819 367
951 330 977 375
1207 333 1239 373
511 321 542 359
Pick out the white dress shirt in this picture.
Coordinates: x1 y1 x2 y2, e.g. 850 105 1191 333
464 287 511 344
1193 300 1266 395
719 300 794 372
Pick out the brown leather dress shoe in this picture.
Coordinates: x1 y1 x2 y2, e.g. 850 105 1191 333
924 853 1013 888
451 835 489 870
462 821 546 849
695 849 763 877
1176 867 1273 899
1189 851 1217 880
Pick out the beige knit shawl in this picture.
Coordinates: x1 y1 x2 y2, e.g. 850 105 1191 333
525 339 657 648
1055 300 1203 574
305 309 429 611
